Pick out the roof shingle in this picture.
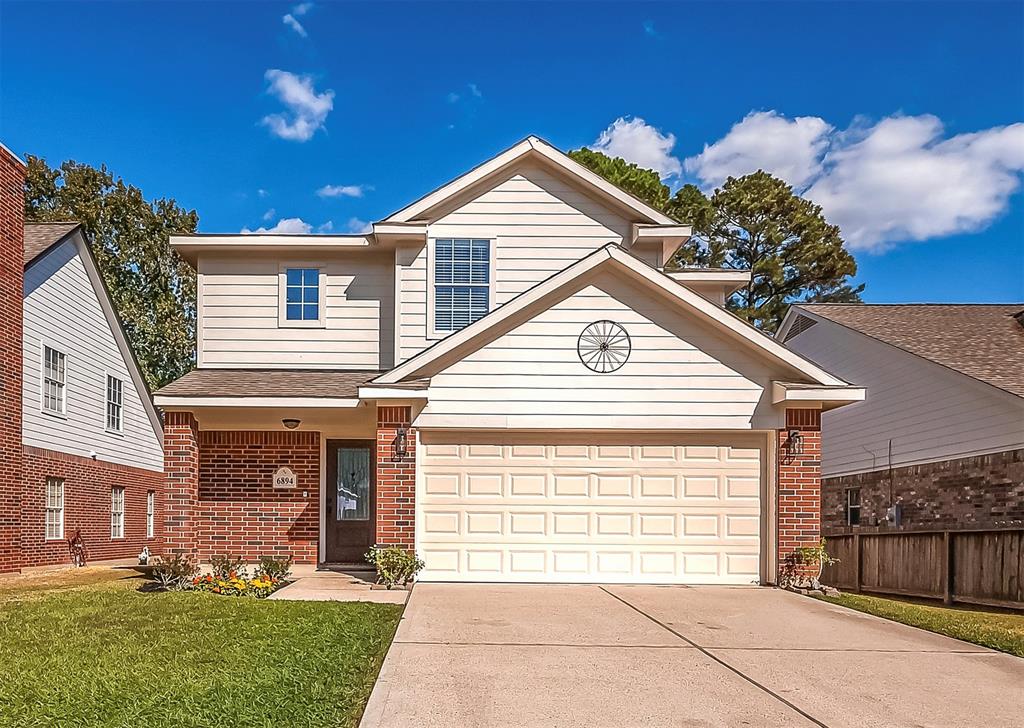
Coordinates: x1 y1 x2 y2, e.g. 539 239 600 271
797 304 1024 398
154 369 388 399
24 222 80 265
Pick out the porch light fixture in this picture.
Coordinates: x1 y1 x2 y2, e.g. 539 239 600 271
785 429 804 457
394 427 409 460
282 418 301 430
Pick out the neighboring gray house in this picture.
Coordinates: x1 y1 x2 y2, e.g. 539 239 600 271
778 304 1024 533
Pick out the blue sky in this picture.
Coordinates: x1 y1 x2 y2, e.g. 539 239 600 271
3 1 1022 302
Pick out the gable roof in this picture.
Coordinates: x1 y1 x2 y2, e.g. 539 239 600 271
24 222 80 266
792 303 1024 399
375 244 850 388
25 223 165 440
384 135 677 226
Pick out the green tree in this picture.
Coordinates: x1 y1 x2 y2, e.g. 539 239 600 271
24 156 199 389
671 172 863 332
569 148 863 332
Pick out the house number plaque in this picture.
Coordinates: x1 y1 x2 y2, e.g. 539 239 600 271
273 466 297 489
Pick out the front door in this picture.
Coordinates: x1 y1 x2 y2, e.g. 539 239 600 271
325 440 375 563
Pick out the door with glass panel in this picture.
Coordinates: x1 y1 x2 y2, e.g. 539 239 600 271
325 441 375 563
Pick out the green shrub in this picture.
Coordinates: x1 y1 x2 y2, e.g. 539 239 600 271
255 554 294 582
209 554 249 580
152 554 199 591
365 546 425 589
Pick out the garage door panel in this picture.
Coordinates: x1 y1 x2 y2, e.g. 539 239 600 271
418 434 763 584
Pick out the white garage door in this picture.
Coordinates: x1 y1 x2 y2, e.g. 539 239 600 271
417 433 764 584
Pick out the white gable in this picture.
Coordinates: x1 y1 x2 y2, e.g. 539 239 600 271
23 237 164 471
415 271 794 431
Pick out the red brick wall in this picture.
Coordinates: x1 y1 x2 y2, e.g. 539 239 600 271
20 446 164 567
197 430 319 563
0 146 25 573
375 406 416 549
777 408 822 579
164 411 199 557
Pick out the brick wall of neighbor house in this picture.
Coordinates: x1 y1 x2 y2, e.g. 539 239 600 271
0 146 25 573
777 408 822 578
20 447 164 567
376 406 416 549
164 411 200 557
823 448 1024 533
197 430 320 563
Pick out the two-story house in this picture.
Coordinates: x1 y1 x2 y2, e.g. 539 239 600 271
0 144 165 573
153 136 864 584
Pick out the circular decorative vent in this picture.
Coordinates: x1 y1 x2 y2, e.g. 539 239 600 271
577 320 631 373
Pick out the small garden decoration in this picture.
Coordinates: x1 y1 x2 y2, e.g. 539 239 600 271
151 553 293 598
365 545 425 589
780 537 841 596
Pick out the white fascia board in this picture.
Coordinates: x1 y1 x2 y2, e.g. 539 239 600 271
668 270 751 296
384 136 676 225
171 235 373 265
376 243 850 387
771 381 866 405
371 223 428 239
632 224 693 241
154 396 361 408
357 386 429 400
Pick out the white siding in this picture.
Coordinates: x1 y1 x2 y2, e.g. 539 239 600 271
416 272 788 431
786 318 1024 477
23 241 163 472
199 251 394 369
397 163 632 361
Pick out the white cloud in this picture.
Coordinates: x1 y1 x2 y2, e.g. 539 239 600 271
257 188 269 198
468 83 482 98
283 3 313 36
261 69 334 142
262 208 276 221
317 220 334 233
241 217 313 234
685 111 833 190
684 110 1024 252
642 20 658 37
446 91 461 104
590 117 682 180
344 217 372 234
316 183 370 198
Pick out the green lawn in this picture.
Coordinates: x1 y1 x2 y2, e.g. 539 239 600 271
0 567 403 727
818 592 1024 658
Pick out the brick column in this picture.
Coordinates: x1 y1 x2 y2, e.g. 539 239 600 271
777 408 822 581
375 406 416 549
0 146 25 574
163 411 200 557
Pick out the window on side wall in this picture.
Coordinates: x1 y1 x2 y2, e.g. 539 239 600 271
111 487 125 539
433 238 490 334
46 478 64 540
106 375 123 433
42 346 67 415
146 491 155 539
279 266 324 327
845 487 861 526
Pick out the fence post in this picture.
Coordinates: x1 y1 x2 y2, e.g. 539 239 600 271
852 533 861 594
943 531 954 606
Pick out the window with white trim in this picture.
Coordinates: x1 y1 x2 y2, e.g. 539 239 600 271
45 478 64 540
42 346 67 415
146 491 155 539
106 375 123 432
111 487 125 539
434 238 490 333
284 267 320 322
845 487 861 526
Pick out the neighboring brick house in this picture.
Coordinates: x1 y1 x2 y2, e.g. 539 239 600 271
153 136 865 584
779 304 1024 534
0 143 166 572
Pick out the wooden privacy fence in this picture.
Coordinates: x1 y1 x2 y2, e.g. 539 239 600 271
821 528 1024 610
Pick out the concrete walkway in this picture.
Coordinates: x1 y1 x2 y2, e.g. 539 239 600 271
360 584 1024 727
267 568 408 604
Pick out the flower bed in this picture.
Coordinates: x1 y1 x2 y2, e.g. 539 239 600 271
191 573 286 598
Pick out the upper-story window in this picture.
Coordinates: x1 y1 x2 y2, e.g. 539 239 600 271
106 375 123 433
279 266 325 327
434 238 490 333
42 345 67 415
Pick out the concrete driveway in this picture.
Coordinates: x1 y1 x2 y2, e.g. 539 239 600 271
361 584 1024 728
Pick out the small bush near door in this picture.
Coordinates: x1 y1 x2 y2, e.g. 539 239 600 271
365 546 425 589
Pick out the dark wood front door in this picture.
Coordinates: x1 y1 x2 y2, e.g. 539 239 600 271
325 440 375 563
